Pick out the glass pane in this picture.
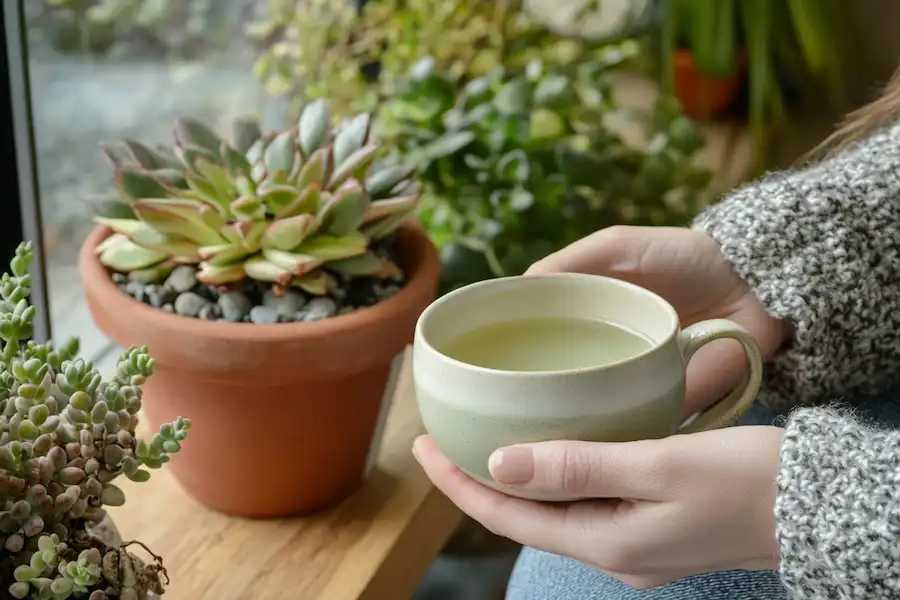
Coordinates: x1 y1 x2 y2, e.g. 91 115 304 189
24 0 285 359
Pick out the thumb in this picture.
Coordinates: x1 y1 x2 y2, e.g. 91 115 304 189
488 440 672 500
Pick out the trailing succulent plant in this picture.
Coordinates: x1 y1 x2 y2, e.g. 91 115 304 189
0 242 190 600
94 99 421 297
377 44 712 292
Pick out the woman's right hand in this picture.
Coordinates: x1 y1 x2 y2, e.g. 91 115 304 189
527 226 790 416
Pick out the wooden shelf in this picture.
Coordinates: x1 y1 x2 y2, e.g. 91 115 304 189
106 350 463 600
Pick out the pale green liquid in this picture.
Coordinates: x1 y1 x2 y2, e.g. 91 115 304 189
438 317 653 371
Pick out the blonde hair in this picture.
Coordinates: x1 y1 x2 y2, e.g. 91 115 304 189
804 65 900 163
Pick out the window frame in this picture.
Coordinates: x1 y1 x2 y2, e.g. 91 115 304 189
1 0 52 342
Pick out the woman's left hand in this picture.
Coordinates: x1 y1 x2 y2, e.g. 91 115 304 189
413 426 784 590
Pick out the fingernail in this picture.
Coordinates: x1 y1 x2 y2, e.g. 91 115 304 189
489 447 534 485
411 439 422 463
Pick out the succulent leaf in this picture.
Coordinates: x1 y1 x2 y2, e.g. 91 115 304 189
115 169 169 202
263 130 297 177
220 221 267 251
100 142 139 169
295 233 367 262
259 184 299 213
298 99 331 157
221 142 252 180
230 116 262 155
290 270 331 296
361 207 416 240
96 234 168 272
243 256 293 283
174 118 224 156
318 182 370 236
328 252 402 278
132 199 226 246
297 147 332 191
95 217 200 260
244 136 268 166
274 185 321 220
127 260 178 283
198 244 253 266
328 143 380 190
261 249 322 276
196 262 246 285
363 195 421 223
333 113 371 167
180 145 222 171
184 172 229 215
194 159 237 201
365 165 416 199
229 196 267 222
260 214 318 251
123 140 176 170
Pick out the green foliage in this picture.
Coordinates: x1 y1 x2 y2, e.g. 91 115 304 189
248 0 614 119
27 0 235 60
0 242 189 600
659 0 851 167
93 99 421 294
378 43 712 292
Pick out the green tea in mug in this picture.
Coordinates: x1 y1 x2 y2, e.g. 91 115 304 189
438 317 653 372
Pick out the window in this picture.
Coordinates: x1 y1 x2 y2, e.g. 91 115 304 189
5 0 281 359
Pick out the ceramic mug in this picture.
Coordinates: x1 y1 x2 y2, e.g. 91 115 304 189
413 273 763 501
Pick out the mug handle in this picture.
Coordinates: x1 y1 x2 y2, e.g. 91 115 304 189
676 318 763 434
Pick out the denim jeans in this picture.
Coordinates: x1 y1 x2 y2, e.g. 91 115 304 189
505 391 900 600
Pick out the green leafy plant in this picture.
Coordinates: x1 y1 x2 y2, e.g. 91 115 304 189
27 0 236 59
248 0 622 119
93 99 421 295
659 0 851 166
378 44 712 292
0 242 190 599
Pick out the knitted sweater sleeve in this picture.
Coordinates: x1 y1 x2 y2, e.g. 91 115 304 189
776 407 900 598
692 122 900 408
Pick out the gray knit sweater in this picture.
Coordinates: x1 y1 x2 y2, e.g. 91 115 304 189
693 122 900 599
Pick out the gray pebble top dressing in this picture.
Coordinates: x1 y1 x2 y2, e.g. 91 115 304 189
108 235 406 323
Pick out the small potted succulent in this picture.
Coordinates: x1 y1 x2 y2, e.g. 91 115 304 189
78 100 440 518
0 242 190 600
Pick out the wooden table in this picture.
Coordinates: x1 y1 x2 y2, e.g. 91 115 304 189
106 350 464 600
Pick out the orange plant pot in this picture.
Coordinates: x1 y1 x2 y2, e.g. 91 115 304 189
673 49 746 119
79 222 440 518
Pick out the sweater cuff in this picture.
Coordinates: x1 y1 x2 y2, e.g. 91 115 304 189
692 157 900 407
776 407 900 598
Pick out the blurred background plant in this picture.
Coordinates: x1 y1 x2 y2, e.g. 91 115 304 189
26 0 262 60
378 44 711 293
656 0 852 167
247 0 655 120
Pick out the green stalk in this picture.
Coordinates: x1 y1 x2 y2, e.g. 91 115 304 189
739 0 776 171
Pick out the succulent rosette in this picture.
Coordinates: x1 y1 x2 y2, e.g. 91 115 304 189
95 100 422 296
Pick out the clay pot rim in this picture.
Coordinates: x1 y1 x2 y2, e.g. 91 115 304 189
78 222 439 345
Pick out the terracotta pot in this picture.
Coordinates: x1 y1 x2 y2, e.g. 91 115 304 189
79 223 440 517
673 49 746 119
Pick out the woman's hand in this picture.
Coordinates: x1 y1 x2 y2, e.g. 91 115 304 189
528 226 789 415
413 426 784 589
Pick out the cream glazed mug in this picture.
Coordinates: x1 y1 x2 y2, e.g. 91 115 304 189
413 273 764 501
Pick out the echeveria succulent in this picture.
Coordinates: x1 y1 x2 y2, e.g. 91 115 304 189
94 99 422 295
0 242 189 599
